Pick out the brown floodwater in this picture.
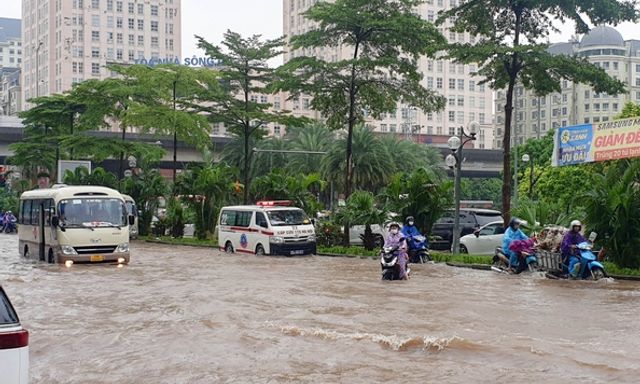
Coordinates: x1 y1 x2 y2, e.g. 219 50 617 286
1 233 639 383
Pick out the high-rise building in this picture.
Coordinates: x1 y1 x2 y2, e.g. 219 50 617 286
283 0 495 149
0 18 22 68
494 26 640 148
21 0 181 109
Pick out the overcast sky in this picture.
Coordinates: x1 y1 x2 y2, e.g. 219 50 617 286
3 0 640 62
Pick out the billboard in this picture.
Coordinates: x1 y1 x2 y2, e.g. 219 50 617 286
552 117 640 166
57 160 92 183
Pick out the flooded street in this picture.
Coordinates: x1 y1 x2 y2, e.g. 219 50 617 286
1 233 639 383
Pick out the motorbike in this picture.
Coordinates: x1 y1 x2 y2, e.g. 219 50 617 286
492 246 539 274
407 235 431 264
2 217 17 234
547 241 606 280
380 245 410 281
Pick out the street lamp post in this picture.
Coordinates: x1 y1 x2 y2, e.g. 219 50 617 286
172 78 177 188
446 121 479 255
521 153 534 199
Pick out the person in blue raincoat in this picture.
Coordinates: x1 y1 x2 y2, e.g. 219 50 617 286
502 218 529 270
561 220 587 278
401 216 428 251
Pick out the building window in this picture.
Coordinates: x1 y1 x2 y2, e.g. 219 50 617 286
117 49 123 60
116 1 122 12
107 0 113 10
448 96 455 106
117 33 123 44
117 17 123 28
92 31 100 42
584 104 590 111
449 78 455 89
128 2 134 13
448 111 455 122
128 18 134 29
613 103 619 111
427 60 433 71
469 80 475 91
150 36 158 47
436 78 443 89
479 113 486 124
91 0 100 8
603 103 609 111
457 96 464 107
390 124 397 133
137 19 144 30
584 90 590 99
91 47 100 58
437 61 443 72
457 111 464 123
128 50 134 61
427 77 434 88
457 79 464 90
381 124 388 132
151 21 158 32
128 34 134 45
92 15 100 27
140 35 146 46
613 62 619 70
92 63 100 75
151 5 158 16
137 3 143 14
449 127 455 135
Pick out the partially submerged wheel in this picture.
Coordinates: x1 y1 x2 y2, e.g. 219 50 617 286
47 249 55 264
591 267 606 280
224 241 234 253
255 244 265 256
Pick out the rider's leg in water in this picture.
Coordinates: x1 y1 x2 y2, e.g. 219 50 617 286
568 256 581 278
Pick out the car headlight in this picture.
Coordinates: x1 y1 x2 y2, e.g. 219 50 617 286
115 243 129 253
307 235 316 242
61 245 77 255
270 236 284 244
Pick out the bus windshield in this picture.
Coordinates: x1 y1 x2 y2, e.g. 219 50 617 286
266 209 310 226
59 198 126 228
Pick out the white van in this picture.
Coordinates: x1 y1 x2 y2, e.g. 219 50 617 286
122 194 139 239
217 201 316 256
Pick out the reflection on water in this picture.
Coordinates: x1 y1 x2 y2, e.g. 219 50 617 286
1 234 639 383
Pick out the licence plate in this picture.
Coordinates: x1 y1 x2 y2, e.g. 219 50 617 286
290 250 304 255
90 255 104 262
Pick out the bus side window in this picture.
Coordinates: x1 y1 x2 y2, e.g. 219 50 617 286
43 199 53 225
30 199 41 225
256 212 268 228
19 200 27 225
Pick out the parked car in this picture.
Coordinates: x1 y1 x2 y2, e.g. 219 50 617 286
459 220 505 254
431 208 503 250
349 224 388 247
0 286 29 384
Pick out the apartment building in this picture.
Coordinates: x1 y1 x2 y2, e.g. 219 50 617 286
494 26 640 148
0 18 22 69
21 0 181 109
0 68 22 116
282 0 495 149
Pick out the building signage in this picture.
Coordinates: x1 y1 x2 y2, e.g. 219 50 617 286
552 117 640 166
133 57 222 68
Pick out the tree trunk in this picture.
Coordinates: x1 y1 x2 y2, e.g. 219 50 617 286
342 39 361 246
501 10 523 228
243 127 250 204
118 125 126 189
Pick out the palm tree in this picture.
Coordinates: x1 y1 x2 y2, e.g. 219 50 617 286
63 167 118 189
122 167 168 237
382 168 452 235
286 123 334 174
378 135 443 175
582 160 640 268
322 125 394 193
335 190 389 250
251 170 326 216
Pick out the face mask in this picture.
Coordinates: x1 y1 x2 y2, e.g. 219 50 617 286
408 221 414 226
390 229 399 235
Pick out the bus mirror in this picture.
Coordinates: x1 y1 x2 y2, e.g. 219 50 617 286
128 215 135 226
51 216 60 227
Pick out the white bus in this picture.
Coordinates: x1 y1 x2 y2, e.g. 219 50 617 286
18 185 133 265
122 194 139 239
217 201 316 256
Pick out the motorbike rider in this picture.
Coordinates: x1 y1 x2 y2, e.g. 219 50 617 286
502 217 529 271
3 210 17 232
402 216 428 251
561 220 587 278
384 222 409 280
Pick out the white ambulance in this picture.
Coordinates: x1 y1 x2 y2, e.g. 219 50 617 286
217 201 316 256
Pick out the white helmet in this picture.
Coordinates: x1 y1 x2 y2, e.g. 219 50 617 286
570 220 582 228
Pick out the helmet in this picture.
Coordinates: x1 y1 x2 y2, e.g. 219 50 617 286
388 221 401 230
570 220 582 228
405 216 415 224
509 217 523 229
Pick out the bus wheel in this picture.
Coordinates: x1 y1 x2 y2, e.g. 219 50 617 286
255 244 265 256
47 249 55 264
224 241 234 253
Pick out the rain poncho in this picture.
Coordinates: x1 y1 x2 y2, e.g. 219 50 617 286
502 227 529 266
401 224 427 250
561 231 587 276
384 232 409 279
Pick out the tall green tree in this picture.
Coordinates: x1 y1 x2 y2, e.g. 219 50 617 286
274 0 446 202
334 190 390 250
251 170 326 216
439 0 637 226
196 31 304 204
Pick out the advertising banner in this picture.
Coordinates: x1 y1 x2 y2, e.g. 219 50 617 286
552 117 640 166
